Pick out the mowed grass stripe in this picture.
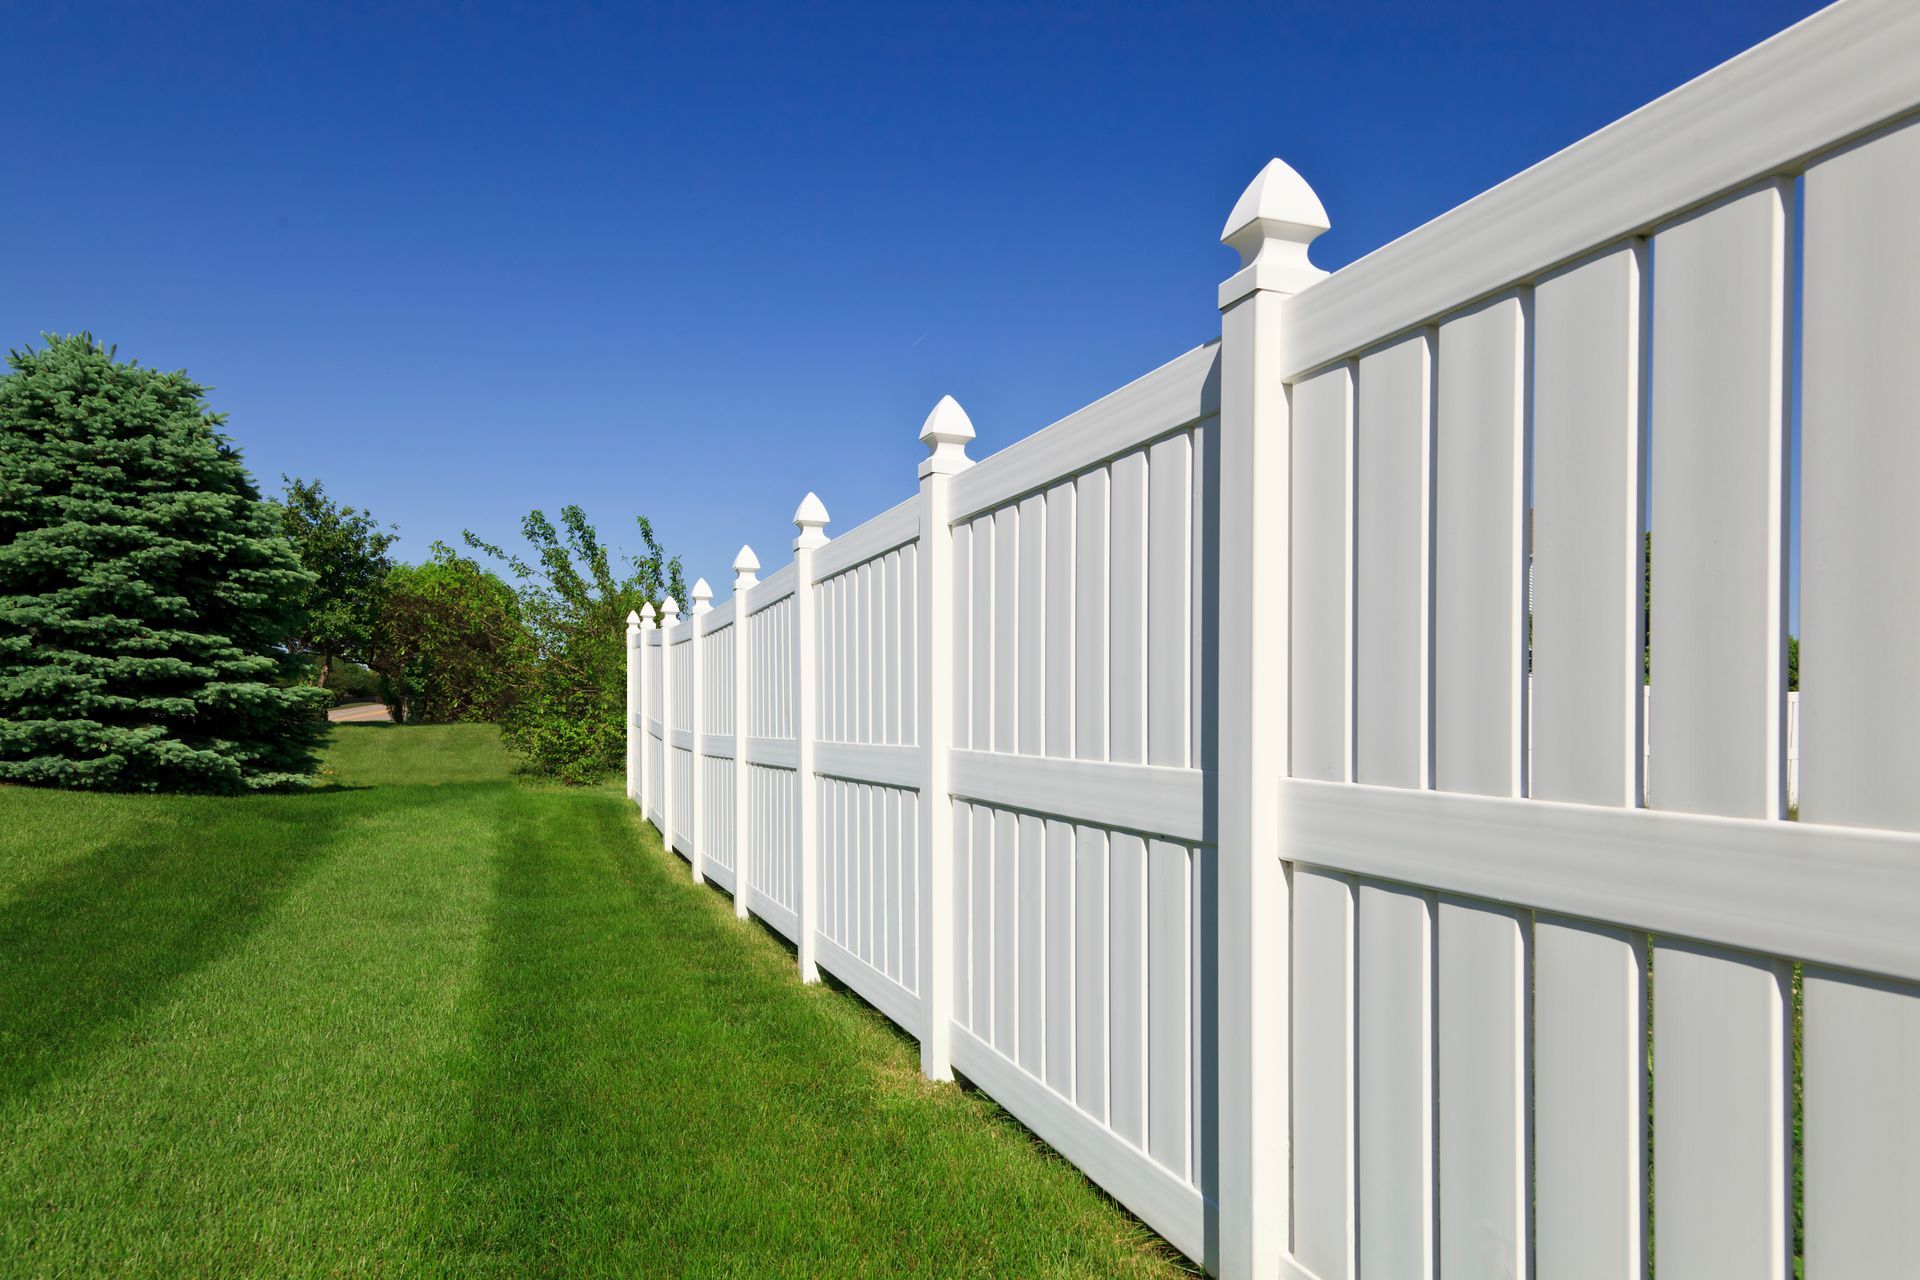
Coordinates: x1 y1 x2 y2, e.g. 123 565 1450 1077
0 725 1190 1277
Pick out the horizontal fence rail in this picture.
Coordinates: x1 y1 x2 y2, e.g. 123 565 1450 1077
627 4 1920 1274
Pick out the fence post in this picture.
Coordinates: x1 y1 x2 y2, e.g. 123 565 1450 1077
792 492 830 983
690 578 713 885
732 547 759 920
1214 158 1329 1280
660 594 681 855
639 603 657 819
626 609 642 803
915 396 973 1081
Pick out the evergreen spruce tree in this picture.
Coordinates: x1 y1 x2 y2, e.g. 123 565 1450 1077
0 335 328 792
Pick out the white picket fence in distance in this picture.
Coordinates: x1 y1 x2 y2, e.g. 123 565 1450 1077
627 2 1920 1275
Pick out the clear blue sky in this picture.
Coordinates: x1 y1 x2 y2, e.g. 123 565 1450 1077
3 0 1823 600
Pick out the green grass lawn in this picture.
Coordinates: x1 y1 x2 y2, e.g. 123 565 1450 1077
0 724 1191 1278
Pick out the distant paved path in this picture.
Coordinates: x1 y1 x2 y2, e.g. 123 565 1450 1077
328 702 392 723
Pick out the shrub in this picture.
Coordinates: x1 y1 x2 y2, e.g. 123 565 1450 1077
0 335 327 791
465 507 684 783
371 544 531 723
327 660 384 705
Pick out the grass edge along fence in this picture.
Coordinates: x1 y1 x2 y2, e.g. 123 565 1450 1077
630 5 1920 1275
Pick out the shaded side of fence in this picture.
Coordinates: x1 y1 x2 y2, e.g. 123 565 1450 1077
628 3 1920 1275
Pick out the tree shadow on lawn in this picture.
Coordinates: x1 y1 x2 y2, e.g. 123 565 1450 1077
444 794 1195 1279
443 790 886 1275
0 782 455 1108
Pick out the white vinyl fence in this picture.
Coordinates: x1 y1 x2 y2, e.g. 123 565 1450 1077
627 3 1920 1275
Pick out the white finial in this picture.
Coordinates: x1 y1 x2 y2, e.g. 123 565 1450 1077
732 545 761 590
626 608 641 631
918 395 976 479
661 596 680 623
640 601 657 630
691 578 714 613
1219 158 1330 305
794 491 830 552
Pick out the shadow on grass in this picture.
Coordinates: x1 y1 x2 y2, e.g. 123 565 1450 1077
443 799 1200 1278
0 784 450 1107
441 788 651 1274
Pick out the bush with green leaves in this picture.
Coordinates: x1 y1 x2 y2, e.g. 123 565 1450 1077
323 659 383 705
371 543 530 723
0 335 327 792
465 508 684 783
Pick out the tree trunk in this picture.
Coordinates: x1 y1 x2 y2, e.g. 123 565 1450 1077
316 652 333 688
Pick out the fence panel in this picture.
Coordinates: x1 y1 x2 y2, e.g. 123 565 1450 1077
1262 6 1920 1278
618 6 1920 1275
699 604 736 887
744 577 799 939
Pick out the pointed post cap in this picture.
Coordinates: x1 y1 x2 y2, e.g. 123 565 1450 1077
640 601 657 629
691 578 714 613
732 544 761 590
919 395 976 479
794 491 830 552
661 595 680 622
1219 158 1330 307
626 608 641 630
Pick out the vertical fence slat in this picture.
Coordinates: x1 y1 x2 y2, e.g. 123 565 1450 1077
1018 811 1046 1076
973 516 994 753
1075 468 1110 761
1290 365 1354 783
1147 431 1192 769
1533 917 1645 1277
1797 113 1920 1274
1436 897 1529 1279
1648 183 1789 819
1147 838 1191 1177
1803 968 1920 1275
1433 294 1526 798
954 801 973 1032
1632 184 1794 1280
971 800 992 1032
904 789 920 992
865 560 879 745
1074 824 1110 1122
1045 482 1075 760
1801 115 1920 831
993 505 1018 756
1652 939 1788 1280
859 782 873 966
993 807 1018 1053
1291 867 1356 1280
902 544 918 747
1019 493 1046 756
952 523 972 747
1356 880 1436 1280
1044 817 1074 1096
1354 332 1432 790
1108 829 1147 1149
1110 451 1149 766
888 787 903 983
1530 242 1645 807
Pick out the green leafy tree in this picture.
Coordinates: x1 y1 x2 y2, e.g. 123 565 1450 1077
465 507 685 782
0 334 327 792
275 476 396 688
371 543 530 723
